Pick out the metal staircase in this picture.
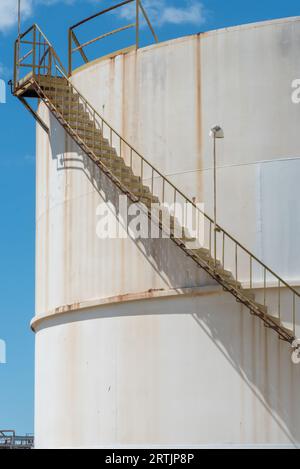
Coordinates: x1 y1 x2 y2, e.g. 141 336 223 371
13 25 300 355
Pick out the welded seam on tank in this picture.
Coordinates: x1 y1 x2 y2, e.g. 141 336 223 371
30 285 223 330
142 156 300 182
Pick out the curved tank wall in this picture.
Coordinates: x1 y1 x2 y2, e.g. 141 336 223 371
34 17 300 448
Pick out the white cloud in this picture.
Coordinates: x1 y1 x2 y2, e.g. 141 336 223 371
0 1 205 34
161 2 205 25
0 0 32 32
0 62 11 79
0 0 75 33
36 0 75 5
117 0 206 28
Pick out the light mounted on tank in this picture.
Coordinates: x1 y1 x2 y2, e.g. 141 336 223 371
209 125 224 139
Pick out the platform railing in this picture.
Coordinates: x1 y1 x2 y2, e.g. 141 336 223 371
0 430 34 449
68 0 158 76
14 23 67 91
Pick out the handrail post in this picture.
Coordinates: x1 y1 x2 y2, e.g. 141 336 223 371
293 293 296 337
14 40 18 92
49 47 52 77
68 28 72 77
17 0 21 86
139 0 159 44
32 26 36 77
136 0 140 49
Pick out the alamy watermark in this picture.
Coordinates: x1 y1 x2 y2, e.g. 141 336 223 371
96 195 205 244
291 79 300 104
0 339 6 364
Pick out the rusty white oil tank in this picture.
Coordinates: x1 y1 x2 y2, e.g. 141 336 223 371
33 17 300 448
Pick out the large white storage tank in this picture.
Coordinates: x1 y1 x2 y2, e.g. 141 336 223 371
33 17 300 448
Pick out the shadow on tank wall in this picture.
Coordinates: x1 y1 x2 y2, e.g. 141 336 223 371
48 113 215 292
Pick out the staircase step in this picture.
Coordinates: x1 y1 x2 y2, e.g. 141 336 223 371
221 276 243 289
97 158 125 170
89 135 111 144
189 248 211 259
110 171 137 183
114 174 141 184
130 186 151 195
94 149 118 160
48 93 80 104
78 134 112 149
264 316 293 337
60 105 91 116
40 86 72 98
116 174 141 187
73 128 103 140
38 75 67 84
215 267 234 279
52 108 89 124
251 302 268 315
174 234 196 242
96 150 123 160
68 122 97 134
140 195 160 206
267 315 281 326
39 83 69 91
81 132 110 145
65 117 97 129
181 236 197 242
39 80 69 90
242 290 256 301
61 110 89 121
97 153 122 164
56 102 85 113
62 126 110 146
103 159 127 170
158 216 192 239
207 258 222 268
45 88 78 100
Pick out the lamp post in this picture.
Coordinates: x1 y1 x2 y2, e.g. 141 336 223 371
16 0 21 84
18 0 21 37
209 125 224 266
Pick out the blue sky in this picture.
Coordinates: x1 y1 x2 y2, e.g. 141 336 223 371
0 0 299 436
